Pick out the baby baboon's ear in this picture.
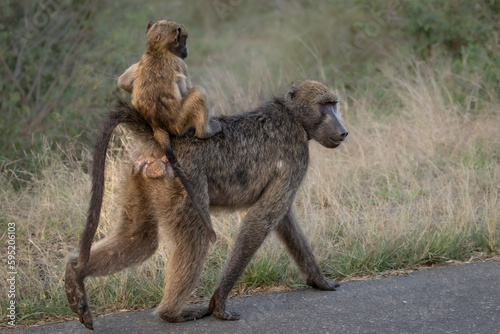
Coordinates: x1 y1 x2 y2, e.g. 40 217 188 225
171 27 181 44
146 21 154 33
176 27 182 43
286 83 297 104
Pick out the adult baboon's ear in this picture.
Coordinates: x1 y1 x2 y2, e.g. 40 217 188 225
286 83 297 104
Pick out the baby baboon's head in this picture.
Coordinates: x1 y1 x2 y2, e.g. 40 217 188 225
145 20 189 59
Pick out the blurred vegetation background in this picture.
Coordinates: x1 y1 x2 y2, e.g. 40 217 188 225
1 0 499 326
2 0 498 170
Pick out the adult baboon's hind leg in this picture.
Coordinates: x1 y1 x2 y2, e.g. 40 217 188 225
275 210 340 290
65 173 159 329
155 194 211 322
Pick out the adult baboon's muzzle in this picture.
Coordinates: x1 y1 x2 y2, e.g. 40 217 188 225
331 112 348 141
317 111 348 148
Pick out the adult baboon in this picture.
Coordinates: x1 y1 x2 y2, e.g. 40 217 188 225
65 80 348 329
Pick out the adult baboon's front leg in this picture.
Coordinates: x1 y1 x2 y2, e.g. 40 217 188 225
275 210 340 290
209 178 293 320
208 216 272 320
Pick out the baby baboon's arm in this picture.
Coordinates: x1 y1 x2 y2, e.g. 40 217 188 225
118 63 138 93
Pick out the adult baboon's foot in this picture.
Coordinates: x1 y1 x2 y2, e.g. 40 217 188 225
306 276 340 291
208 291 240 321
65 259 94 330
157 305 210 322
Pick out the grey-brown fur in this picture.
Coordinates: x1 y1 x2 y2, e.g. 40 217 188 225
65 80 348 329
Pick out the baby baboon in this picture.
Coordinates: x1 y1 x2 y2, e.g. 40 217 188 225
65 80 348 329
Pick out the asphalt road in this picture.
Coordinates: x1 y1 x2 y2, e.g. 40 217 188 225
8 261 500 334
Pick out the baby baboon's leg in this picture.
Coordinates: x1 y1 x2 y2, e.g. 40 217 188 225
65 174 158 329
275 211 340 290
181 88 221 139
209 177 292 321
155 199 211 322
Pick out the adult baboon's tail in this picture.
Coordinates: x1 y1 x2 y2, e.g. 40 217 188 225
163 143 217 243
77 100 152 269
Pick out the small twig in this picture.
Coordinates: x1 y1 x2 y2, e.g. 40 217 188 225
26 51 49 102
0 52 27 104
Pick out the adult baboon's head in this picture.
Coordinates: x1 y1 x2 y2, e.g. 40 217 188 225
285 80 348 148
